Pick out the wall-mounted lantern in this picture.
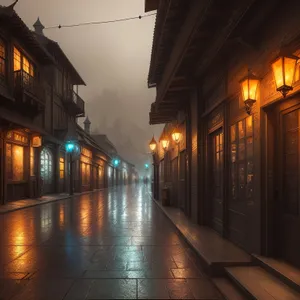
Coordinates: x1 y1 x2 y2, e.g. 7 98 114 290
240 70 260 115
271 53 298 98
160 132 169 152
32 135 42 147
149 136 157 153
171 126 182 144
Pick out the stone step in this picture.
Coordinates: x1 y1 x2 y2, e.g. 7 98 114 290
213 277 247 300
225 266 300 300
153 200 252 276
253 254 300 293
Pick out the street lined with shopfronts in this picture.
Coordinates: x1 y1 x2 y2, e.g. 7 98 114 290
0 184 221 300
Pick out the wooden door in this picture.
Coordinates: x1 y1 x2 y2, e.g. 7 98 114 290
278 106 300 267
228 117 253 249
210 128 224 234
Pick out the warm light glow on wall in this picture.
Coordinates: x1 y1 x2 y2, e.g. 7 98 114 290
30 147 35 176
13 145 24 181
271 54 298 97
171 130 181 144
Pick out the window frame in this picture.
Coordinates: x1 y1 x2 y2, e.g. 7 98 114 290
13 46 35 77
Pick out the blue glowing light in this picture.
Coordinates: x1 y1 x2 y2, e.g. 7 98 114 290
66 142 75 153
114 159 120 166
145 163 149 169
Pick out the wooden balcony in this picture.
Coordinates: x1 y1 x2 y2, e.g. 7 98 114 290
13 70 45 116
64 90 85 117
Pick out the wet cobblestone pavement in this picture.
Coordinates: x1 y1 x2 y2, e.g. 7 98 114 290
0 184 222 299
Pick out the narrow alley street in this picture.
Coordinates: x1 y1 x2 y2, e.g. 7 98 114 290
0 184 221 300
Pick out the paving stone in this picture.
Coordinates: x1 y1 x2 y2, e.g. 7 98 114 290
138 279 170 299
0 186 221 300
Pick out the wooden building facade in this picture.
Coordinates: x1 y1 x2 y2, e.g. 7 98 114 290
147 0 300 274
0 4 136 205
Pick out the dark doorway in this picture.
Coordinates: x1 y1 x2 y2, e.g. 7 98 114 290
209 128 224 234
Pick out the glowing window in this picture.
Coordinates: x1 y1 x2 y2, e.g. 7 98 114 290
59 157 65 179
6 143 24 181
14 47 34 76
14 47 21 71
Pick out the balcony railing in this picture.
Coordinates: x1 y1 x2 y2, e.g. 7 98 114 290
67 90 85 115
14 70 43 102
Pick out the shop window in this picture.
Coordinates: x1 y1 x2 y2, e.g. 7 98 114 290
6 143 24 181
40 148 53 185
0 38 6 79
230 115 254 201
30 147 35 176
60 157 65 179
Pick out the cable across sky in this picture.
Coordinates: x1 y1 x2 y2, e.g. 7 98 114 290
44 12 157 30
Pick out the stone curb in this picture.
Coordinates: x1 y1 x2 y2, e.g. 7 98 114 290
0 188 105 215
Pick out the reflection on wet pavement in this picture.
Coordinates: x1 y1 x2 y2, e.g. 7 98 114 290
0 184 222 299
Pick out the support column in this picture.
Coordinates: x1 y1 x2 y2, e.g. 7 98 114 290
55 144 60 193
69 153 74 195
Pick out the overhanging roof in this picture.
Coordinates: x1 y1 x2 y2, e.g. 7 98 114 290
145 0 159 12
34 33 86 86
0 5 54 65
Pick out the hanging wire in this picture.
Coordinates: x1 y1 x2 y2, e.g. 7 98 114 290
44 12 157 30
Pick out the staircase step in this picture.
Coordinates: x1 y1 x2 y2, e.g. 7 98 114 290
225 266 300 300
213 278 247 300
253 254 300 293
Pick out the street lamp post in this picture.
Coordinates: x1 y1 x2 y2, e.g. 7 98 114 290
149 136 158 198
65 141 79 196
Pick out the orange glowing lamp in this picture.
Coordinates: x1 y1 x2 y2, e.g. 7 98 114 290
240 70 260 115
271 54 298 97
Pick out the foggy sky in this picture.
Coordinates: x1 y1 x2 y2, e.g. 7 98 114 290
4 0 163 174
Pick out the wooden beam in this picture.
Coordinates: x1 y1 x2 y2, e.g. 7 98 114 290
195 0 256 78
156 0 212 104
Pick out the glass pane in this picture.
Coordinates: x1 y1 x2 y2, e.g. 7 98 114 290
13 47 21 71
23 56 30 74
238 120 245 139
231 144 237 162
284 57 297 87
12 145 24 181
247 137 253 158
238 141 245 161
231 125 236 142
246 116 253 136
239 164 245 185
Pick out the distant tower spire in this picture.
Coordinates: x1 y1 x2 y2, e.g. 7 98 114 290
84 116 91 135
33 17 45 36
